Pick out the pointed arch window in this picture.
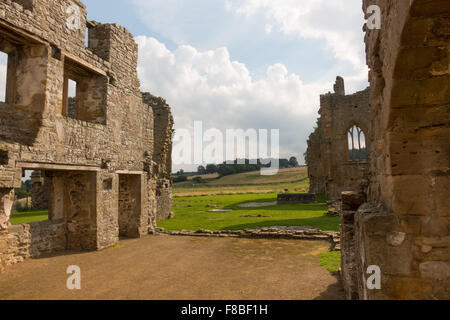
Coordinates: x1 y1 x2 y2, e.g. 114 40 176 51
348 125 367 161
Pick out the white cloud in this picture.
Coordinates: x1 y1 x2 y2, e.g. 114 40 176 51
225 0 367 72
265 24 273 34
136 36 332 170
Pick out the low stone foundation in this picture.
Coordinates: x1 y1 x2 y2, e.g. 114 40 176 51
155 227 341 251
277 193 316 204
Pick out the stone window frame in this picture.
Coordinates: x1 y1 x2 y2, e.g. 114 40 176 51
347 124 368 162
62 57 108 124
0 21 48 108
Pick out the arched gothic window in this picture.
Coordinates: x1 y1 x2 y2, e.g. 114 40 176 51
348 125 367 161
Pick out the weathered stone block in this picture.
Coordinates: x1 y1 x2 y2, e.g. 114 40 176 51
419 261 450 281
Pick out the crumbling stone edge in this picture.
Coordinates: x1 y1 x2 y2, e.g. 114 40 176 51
153 227 341 252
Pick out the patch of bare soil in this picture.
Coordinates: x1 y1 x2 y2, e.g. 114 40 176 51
0 236 344 300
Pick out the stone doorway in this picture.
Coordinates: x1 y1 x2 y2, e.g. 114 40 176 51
48 171 97 250
118 174 142 238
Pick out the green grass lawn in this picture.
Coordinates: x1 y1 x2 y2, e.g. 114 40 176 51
9 192 339 235
173 168 309 196
10 210 49 225
158 192 339 232
320 251 341 272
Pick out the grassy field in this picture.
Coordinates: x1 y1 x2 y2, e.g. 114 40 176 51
10 168 340 234
174 167 309 196
10 210 49 225
175 167 307 186
174 181 309 197
158 192 339 232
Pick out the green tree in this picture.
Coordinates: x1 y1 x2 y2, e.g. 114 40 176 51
289 157 299 167
14 181 29 200
197 166 207 175
279 159 290 168
206 164 218 174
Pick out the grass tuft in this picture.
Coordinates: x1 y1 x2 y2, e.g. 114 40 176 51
320 251 341 273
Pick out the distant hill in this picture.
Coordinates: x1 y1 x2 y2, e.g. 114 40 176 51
174 167 307 187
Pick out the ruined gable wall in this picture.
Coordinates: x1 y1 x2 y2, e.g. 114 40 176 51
306 77 371 199
340 0 450 300
142 93 174 222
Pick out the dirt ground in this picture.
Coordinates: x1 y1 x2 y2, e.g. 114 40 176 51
0 236 344 300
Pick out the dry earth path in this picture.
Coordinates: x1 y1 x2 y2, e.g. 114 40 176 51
0 236 344 300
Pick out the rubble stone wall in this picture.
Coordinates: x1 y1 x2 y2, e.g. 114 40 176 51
143 93 174 222
2 220 66 266
0 0 173 271
306 77 371 199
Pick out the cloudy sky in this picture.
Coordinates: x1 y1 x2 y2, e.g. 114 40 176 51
1 0 369 172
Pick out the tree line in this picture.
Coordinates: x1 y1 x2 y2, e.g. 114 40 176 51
195 157 299 177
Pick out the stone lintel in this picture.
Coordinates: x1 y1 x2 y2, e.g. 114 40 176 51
62 50 107 77
116 170 144 175
16 161 101 172
0 19 47 46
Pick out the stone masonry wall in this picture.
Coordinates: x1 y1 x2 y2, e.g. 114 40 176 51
340 0 450 300
2 220 66 266
143 92 174 222
0 0 173 271
306 77 371 199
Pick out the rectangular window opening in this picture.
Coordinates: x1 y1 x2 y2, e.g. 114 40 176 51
62 58 107 124
11 170 50 225
85 27 89 48
0 51 8 103
67 78 78 119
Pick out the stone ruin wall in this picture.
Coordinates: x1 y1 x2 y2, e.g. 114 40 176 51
143 93 174 222
340 0 450 300
306 77 371 200
0 0 174 272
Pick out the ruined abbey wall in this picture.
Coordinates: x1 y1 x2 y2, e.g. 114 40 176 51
306 77 371 199
340 0 449 300
143 93 174 222
0 0 174 272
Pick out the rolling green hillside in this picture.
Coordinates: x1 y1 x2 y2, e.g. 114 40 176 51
173 167 309 196
175 167 307 186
